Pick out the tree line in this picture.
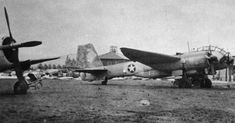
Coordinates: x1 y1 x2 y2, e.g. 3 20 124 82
37 63 65 70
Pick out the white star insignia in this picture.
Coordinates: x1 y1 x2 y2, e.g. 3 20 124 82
128 64 136 73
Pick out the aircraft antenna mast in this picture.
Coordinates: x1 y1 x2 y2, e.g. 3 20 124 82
187 41 190 52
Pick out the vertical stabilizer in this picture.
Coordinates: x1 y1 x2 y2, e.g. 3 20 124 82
76 43 103 68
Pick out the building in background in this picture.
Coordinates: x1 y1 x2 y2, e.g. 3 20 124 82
98 46 129 66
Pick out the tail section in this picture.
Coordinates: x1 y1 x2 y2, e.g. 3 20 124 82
76 43 103 68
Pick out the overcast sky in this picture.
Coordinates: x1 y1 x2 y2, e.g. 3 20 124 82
0 0 235 60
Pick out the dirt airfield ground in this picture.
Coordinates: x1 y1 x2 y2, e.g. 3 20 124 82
0 79 235 123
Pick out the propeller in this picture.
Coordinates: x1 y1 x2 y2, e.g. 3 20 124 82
0 41 42 50
4 7 12 38
4 7 28 94
3 7 45 94
205 52 218 75
225 53 234 82
219 52 234 81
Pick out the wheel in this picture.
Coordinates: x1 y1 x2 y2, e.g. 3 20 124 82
177 78 192 88
200 80 206 88
185 79 192 88
204 78 212 88
101 77 108 85
192 78 200 87
177 79 185 88
173 80 180 87
14 81 28 94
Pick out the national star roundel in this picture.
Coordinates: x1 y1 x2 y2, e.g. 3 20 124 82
127 64 136 73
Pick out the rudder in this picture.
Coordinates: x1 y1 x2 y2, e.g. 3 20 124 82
76 43 103 68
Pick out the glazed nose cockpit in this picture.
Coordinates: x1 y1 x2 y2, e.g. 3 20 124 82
197 45 234 73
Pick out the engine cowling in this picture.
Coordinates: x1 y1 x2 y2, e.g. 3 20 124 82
2 36 18 63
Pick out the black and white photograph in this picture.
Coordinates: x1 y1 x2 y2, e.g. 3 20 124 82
0 0 235 122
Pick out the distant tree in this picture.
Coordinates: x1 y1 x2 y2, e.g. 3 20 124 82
52 64 57 69
44 64 48 70
65 56 71 66
72 59 77 66
57 64 62 69
37 63 43 69
48 64 52 69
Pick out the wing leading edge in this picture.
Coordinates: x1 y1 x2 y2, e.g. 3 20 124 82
120 47 180 66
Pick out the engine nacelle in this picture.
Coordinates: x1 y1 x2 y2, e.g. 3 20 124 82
135 69 167 78
80 72 97 81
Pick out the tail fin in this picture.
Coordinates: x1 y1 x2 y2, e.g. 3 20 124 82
76 43 103 68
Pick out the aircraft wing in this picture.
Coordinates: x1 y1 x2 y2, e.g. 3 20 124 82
120 47 180 66
28 57 60 65
8 57 60 71
69 67 108 74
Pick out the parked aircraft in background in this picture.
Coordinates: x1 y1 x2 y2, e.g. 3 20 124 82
0 7 59 94
69 43 149 85
121 45 234 88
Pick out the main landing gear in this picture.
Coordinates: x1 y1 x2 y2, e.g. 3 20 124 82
101 77 108 85
192 76 212 88
174 64 212 88
174 75 212 88
14 80 29 94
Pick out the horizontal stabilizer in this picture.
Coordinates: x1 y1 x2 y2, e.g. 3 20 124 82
0 41 42 50
68 66 107 74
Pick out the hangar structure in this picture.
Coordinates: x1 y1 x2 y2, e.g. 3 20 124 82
98 46 129 66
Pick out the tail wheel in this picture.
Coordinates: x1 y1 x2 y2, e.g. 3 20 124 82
101 77 108 85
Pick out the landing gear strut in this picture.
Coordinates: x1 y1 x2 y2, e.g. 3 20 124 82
101 77 108 85
14 80 29 94
175 64 192 88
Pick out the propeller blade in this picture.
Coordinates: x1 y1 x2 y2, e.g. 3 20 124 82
228 65 232 82
0 41 42 50
211 64 215 75
4 7 13 38
225 67 228 81
20 41 42 47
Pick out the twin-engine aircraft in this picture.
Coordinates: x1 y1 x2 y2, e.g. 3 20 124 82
72 43 233 88
121 46 234 88
0 7 59 94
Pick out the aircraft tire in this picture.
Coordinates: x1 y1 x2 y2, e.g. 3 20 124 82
101 77 108 85
200 80 206 88
14 81 28 94
178 79 184 88
185 79 192 88
101 81 107 85
205 78 212 88
178 78 192 88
